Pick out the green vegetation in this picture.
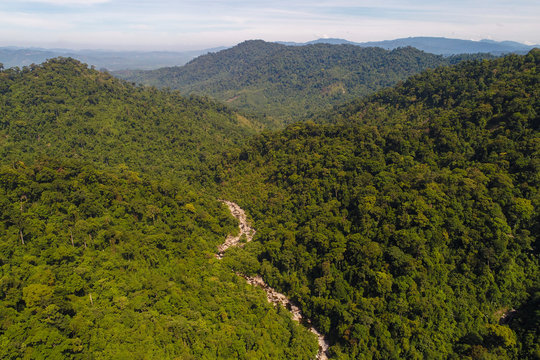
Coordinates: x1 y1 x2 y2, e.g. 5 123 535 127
0 58 318 359
0 160 318 359
116 40 494 126
0 57 259 180
0 47 538 359
218 50 539 359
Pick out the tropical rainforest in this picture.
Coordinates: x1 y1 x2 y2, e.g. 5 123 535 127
115 40 494 126
0 45 538 360
0 58 261 181
216 50 539 359
0 58 318 359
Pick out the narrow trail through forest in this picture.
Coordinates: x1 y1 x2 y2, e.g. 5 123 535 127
217 200 330 360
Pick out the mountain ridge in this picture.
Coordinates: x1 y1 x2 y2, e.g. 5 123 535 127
218 49 539 359
0 57 258 180
2 36 536 72
278 36 538 55
115 40 495 126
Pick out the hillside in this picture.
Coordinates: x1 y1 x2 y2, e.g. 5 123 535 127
0 57 259 180
217 50 539 359
115 40 491 126
1 49 538 359
0 58 321 358
0 160 318 359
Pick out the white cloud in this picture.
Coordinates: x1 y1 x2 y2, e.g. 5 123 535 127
22 0 110 5
129 24 153 31
0 11 71 30
1 0 539 49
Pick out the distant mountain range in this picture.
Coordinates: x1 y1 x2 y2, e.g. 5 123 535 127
0 46 226 71
278 36 538 55
2 36 537 71
0 41 538 360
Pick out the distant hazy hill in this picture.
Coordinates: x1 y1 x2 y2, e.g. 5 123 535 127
0 46 226 71
280 36 537 55
115 40 492 126
3 37 533 71
278 38 356 46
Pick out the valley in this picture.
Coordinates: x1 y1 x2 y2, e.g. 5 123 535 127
0 42 538 359
115 40 495 126
217 201 330 359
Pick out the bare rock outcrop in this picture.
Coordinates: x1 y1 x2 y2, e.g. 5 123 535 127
216 200 256 259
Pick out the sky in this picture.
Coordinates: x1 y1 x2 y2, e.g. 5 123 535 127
0 0 539 51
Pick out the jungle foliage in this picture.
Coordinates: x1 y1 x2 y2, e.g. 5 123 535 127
0 48 538 360
115 41 495 126
0 160 318 359
0 57 258 180
0 58 318 359
217 50 540 359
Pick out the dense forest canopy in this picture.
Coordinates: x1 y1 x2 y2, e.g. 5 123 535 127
0 57 321 359
0 57 259 180
0 47 538 359
0 160 318 359
115 41 495 126
217 50 539 359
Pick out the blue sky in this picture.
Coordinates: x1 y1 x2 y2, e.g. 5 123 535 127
1 0 539 50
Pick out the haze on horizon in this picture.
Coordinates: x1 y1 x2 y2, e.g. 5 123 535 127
1 0 539 51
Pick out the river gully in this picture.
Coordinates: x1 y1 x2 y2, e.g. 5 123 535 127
217 200 330 360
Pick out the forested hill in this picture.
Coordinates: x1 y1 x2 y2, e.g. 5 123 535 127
0 58 320 358
218 50 539 359
115 40 493 127
1 50 538 360
0 57 259 180
0 160 319 359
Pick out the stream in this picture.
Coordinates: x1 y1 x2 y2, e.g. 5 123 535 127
217 200 330 360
